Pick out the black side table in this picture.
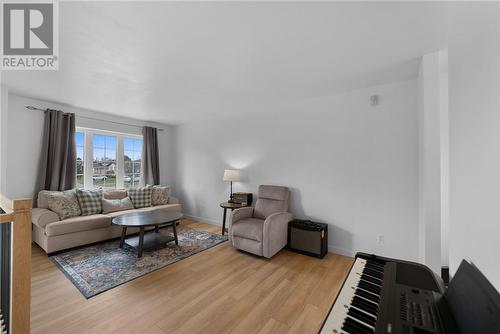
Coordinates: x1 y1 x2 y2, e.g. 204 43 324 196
219 202 250 235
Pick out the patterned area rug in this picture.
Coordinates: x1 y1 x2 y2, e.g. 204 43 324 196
50 226 227 298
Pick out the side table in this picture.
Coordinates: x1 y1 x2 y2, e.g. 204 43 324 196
219 202 250 235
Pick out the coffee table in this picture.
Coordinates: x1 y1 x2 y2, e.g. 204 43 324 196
112 211 183 257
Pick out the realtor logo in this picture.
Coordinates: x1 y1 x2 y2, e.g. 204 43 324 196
1 1 59 70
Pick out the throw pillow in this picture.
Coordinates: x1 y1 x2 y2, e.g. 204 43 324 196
128 185 152 208
151 185 169 206
76 189 103 215
103 189 128 200
102 197 134 214
46 190 81 220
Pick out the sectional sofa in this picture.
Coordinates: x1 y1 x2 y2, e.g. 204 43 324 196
32 189 181 254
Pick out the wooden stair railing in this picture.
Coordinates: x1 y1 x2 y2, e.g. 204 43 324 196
0 194 32 334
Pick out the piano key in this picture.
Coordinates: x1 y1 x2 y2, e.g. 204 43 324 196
363 264 383 273
363 266 381 274
342 316 375 334
363 267 384 279
365 259 384 268
360 275 381 287
358 280 381 295
355 288 380 304
319 257 383 334
342 322 368 334
342 322 364 334
348 307 377 327
364 263 383 271
342 320 370 334
352 295 378 316
320 258 371 333
360 273 382 286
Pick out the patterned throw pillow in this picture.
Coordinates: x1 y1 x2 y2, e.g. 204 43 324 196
76 189 103 216
151 185 169 206
46 190 82 220
128 186 152 208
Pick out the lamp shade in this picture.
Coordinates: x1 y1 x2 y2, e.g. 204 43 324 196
223 169 240 182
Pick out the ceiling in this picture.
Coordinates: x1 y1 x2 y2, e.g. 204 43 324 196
1 1 447 124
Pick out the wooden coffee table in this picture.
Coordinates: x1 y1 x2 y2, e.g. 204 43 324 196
112 211 183 257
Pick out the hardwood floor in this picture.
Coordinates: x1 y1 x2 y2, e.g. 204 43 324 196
31 219 353 334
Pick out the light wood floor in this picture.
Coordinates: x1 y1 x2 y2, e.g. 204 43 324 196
31 219 353 334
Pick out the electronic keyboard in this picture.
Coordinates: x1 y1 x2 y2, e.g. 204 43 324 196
319 252 500 334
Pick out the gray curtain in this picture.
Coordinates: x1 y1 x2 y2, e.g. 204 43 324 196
34 109 76 204
141 126 160 185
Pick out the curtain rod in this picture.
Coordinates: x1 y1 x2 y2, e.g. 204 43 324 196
25 106 164 131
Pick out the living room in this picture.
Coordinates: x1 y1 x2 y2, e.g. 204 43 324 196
0 1 499 334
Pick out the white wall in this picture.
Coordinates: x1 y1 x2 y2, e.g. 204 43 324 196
439 51 450 268
417 50 449 274
448 2 500 289
0 92 175 200
174 79 419 259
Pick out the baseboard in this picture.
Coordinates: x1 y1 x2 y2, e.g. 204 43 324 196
183 214 221 227
184 213 356 258
328 244 355 258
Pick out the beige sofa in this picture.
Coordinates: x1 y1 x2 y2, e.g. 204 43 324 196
32 189 181 254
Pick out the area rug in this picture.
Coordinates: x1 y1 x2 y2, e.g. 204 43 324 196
50 226 227 298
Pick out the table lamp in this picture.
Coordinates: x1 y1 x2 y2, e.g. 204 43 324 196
223 169 240 202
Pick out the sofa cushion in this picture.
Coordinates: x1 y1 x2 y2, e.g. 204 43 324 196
45 214 111 236
105 209 144 219
76 189 103 216
167 196 180 205
136 204 181 213
231 218 264 242
128 185 152 208
103 189 128 200
37 190 58 209
32 208 60 229
151 185 169 206
46 190 81 220
102 197 134 214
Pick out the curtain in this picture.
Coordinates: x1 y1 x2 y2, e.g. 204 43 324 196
141 126 160 185
34 109 76 204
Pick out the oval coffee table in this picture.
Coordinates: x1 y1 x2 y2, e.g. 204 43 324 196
112 211 183 258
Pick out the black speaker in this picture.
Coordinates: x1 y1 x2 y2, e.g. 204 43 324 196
288 219 328 259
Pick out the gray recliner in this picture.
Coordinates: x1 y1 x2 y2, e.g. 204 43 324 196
229 185 293 258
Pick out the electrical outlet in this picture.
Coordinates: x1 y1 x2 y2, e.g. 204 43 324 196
377 234 384 244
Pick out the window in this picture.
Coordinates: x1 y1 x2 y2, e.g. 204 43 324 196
74 128 143 189
75 132 85 188
124 137 142 188
92 134 117 188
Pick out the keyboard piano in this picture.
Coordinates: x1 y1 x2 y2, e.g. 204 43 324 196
319 253 500 334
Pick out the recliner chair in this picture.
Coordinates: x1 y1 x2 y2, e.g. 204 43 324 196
229 185 292 258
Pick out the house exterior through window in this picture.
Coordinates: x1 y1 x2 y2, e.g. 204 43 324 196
75 128 143 189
